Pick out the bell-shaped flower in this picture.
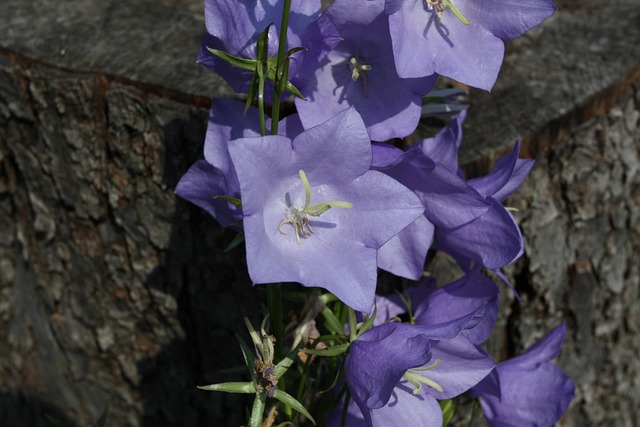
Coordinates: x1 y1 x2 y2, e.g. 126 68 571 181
227 108 424 312
470 323 575 427
385 0 556 90
337 269 497 426
373 113 532 279
175 99 304 229
198 0 339 96
295 0 436 141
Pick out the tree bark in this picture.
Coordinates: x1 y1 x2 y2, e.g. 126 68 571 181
0 0 639 426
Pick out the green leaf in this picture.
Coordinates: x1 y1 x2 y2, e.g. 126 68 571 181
356 306 377 339
95 404 109 427
439 398 457 426
213 195 242 208
249 392 267 427
302 343 349 357
197 381 256 394
272 389 316 425
206 47 257 71
321 306 345 336
44 414 68 427
347 308 358 342
236 333 257 381
224 232 245 253
274 344 301 379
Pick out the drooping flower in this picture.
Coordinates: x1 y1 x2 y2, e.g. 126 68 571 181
198 0 339 97
335 269 498 426
384 0 556 90
470 323 575 427
295 0 436 141
372 112 532 280
227 108 424 312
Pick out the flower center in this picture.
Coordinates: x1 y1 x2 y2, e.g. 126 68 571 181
278 170 353 245
424 0 470 25
402 358 444 395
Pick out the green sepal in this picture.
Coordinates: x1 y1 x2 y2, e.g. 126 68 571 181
236 333 257 381
206 47 257 71
249 392 267 427
214 195 242 208
197 381 256 394
224 232 245 253
302 343 349 357
255 25 270 134
274 343 301 379
348 308 358 342
272 389 316 425
439 398 457 426
321 306 345 336
356 306 377 339
422 88 468 105
245 71 260 115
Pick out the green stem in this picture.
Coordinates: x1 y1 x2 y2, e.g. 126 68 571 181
270 0 292 135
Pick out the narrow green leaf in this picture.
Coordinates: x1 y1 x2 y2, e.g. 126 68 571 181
273 389 316 425
321 306 345 336
197 381 256 394
44 414 68 427
244 317 264 356
285 47 306 58
236 333 257 381
347 308 357 342
206 47 257 71
245 71 260 114
439 398 457 426
95 404 109 427
249 392 267 427
224 232 245 253
213 195 242 208
302 343 349 357
356 306 377 339
274 342 303 379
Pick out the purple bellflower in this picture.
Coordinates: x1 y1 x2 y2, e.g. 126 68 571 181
175 99 304 229
335 269 498 426
295 0 436 141
372 113 532 280
470 323 575 427
385 0 556 90
198 0 339 96
227 108 424 312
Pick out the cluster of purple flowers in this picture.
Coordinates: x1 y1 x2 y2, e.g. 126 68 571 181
177 0 573 425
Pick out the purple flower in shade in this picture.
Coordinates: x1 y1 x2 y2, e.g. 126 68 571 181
470 323 575 427
295 0 436 141
385 0 555 90
175 99 304 229
333 269 498 426
198 0 339 96
226 108 424 312
372 113 533 280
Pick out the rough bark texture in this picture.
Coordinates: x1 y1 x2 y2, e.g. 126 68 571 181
0 0 639 426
